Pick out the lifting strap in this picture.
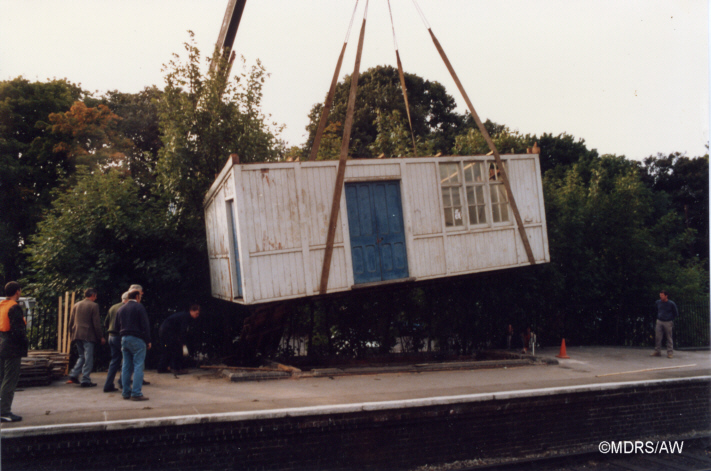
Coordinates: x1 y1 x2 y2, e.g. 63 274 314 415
319 0 370 294
412 0 536 265
309 1 361 162
387 0 418 157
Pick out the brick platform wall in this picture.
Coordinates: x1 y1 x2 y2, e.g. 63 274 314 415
3 378 710 471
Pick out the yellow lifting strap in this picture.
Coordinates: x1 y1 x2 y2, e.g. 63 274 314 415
319 0 370 294
387 0 418 157
309 0 361 162
412 0 536 265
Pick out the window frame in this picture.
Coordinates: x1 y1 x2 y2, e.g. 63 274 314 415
439 162 466 229
438 159 512 232
486 160 512 226
462 161 489 228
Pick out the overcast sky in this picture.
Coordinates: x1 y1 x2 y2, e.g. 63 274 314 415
1 0 708 161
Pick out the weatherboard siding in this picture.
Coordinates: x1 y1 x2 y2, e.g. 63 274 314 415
204 155 550 305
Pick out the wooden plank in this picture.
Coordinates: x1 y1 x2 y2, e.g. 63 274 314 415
319 11 368 295
351 276 416 290
203 155 239 207
69 291 75 354
398 161 416 282
56 296 62 354
62 292 69 354
309 41 348 162
406 162 441 236
395 49 418 157
344 163 400 180
412 237 446 277
232 164 250 300
533 154 551 262
294 164 314 296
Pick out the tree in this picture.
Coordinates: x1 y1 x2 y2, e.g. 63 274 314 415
0 77 85 283
101 87 164 189
639 152 709 263
368 110 422 158
541 154 706 344
452 121 535 156
157 32 284 237
304 65 463 158
48 101 134 171
24 170 182 305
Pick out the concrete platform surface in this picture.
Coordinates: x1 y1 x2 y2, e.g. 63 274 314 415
4 346 710 432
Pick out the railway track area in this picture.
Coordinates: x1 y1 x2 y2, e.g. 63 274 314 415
420 438 711 471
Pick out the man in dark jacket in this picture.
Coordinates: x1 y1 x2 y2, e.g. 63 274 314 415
103 291 128 392
116 289 151 401
0 282 28 422
651 290 679 359
157 304 200 374
67 288 105 387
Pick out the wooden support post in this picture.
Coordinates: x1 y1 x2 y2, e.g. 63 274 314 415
69 291 75 352
426 28 536 265
309 42 348 162
395 49 418 157
319 6 369 294
57 296 62 353
309 1 361 161
62 292 69 353
387 0 417 157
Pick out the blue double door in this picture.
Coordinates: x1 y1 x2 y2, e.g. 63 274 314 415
345 181 409 285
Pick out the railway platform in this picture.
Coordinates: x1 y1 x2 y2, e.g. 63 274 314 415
3 346 710 470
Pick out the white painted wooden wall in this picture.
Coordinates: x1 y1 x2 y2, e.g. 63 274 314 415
204 155 549 305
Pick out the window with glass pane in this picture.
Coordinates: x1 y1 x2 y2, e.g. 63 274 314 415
488 161 510 223
439 163 464 227
463 161 487 225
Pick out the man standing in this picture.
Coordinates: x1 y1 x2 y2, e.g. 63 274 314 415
116 289 151 401
157 304 200 374
651 290 678 359
0 282 28 422
103 291 128 393
67 288 105 387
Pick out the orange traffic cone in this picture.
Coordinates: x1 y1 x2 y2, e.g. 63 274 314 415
556 338 570 359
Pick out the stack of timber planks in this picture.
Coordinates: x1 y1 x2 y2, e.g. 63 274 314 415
19 350 69 387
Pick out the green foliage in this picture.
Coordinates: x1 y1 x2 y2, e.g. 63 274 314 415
101 87 164 189
0 77 85 282
277 137 708 357
305 65 462 158
5 54 709 362
452 122 535 156
48 101 134 171
536 132 598 174
157 32 284 235
639 152 709 263
368 109 420 158
25 170 177 295
314 120 343 161
17 33 286 361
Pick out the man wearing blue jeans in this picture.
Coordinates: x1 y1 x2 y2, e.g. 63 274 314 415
67 288 105 387
116 289 151 401
103 292 128 392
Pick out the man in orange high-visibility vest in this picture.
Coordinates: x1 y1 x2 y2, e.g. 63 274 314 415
0 281 28 422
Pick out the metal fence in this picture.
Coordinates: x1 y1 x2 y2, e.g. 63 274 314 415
674 297 711 349
28 302 59 351
26 294 710 356
546 297 710 350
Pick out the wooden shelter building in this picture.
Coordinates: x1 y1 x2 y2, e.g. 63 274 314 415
204 154 549 305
